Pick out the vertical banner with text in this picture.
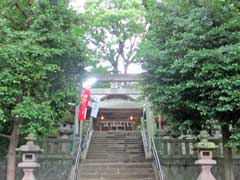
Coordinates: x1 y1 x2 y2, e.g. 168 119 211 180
90 96 100 118
78 88 91 122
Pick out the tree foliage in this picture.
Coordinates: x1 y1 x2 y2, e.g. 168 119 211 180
0 1 87 179
141 0 240 141
82 0 146 74
0 0 87 158
141 2 240 178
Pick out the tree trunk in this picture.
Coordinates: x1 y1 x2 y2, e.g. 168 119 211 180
222 127 235 180
7 119 19 180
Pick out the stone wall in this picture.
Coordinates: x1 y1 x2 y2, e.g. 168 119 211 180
160 157 240 180
156 137 240 180
0 156 73 180
31 156 73 180
0 138 75 180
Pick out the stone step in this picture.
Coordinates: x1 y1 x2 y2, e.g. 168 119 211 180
92 137 141 139
91 138 142 140
88 152 144 155
88 147 143 150
92 135 141 138
87 151 144 156
90 142 142 145
80 163 153 170
91 140 142 143
92 136 141 139
93 131 140 134
80 179 155 180
82 158 149 163
90 143 142 146
87 151 144 154
79 131 156 180
79 167 153 174
91 139 142 142
86 155 145 159
88 146 144 151
88 149 144 153
90 143 142 145
89 143 142 146
79 173 155 179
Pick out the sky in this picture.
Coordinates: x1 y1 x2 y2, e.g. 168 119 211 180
69 0 144 74
69 0 85 12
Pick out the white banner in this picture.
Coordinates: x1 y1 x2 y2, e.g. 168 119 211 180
91 96 100 118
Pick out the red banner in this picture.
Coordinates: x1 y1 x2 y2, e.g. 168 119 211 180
78 88 91 122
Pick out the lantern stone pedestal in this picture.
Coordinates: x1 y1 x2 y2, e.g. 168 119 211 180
16 134 43 180
194 139 218 180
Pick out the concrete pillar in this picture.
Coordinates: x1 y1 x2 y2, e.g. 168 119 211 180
145 99 154 159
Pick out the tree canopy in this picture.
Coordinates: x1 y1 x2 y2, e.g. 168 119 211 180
82 0 146 74
0 0 86 138
141 0 240 139
0 1 87 179
140 0 240 179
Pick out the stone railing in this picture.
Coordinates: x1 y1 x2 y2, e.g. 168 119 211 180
154 137 240 180
155 137 224 158
39 138 74 155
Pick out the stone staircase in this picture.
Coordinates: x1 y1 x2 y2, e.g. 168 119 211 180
78 131 156 180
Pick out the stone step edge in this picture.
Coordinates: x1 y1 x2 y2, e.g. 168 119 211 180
80 162 152 165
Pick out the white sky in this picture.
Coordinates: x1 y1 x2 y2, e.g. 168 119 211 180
69 0 144 74
69 0 85 12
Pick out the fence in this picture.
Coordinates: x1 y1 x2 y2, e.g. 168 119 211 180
39 138 73 155
155 137 225 158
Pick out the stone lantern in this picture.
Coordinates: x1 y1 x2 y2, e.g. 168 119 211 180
59 123 72 139
16 134 43 180
194 138 218 180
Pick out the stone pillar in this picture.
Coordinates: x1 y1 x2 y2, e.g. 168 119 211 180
194 139 218 180
59 123 72 153
145 99 154 159
17 134 43 180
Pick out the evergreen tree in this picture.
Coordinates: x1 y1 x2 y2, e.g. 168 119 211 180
0 1 87 179
140 1 240 179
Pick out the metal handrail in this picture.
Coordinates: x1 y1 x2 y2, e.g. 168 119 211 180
81 118 93 159
140 117 165 180
70 118 93 180
70 137 82 180
152 138 165 180
141 117 148 157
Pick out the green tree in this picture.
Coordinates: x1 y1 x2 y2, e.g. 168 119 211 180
0 1 86 180
82 0 146 74
140 0 240 179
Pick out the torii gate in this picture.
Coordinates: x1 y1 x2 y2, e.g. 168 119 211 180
81 73 155 158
